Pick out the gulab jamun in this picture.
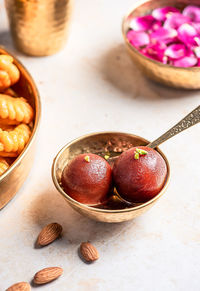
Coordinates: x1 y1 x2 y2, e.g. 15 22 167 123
113 146 167 203
61 153 112 205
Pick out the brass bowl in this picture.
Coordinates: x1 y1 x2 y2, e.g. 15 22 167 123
52 132 170 223
122 0 200 89
0 47 41 209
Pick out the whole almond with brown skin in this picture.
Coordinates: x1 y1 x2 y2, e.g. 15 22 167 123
80 242 99 262
33 267 63 285
37 222 62 246
6 282 31 291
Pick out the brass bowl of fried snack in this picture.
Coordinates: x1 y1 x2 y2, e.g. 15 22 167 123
0 46 41 209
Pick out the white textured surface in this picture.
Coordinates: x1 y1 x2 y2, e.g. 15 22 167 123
0 0 200 290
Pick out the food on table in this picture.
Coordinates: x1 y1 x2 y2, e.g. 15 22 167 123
113 147 167 203
61 153 112 205
80 242 99 263
0 94 34 125
126 5 200 67
0 53 34 176
6 281 31 291
33 267 63 285
0 55 20 91
37 222 63 246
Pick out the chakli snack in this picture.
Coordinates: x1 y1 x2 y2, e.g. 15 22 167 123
0 55 20 91
0 94 34 125
0 54 34 176
0 124 31 157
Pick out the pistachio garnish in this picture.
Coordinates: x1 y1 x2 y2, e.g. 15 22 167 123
134 152 139 160
104 154 110 160
134 148 147 160
84 155 90 162
135 148 148 155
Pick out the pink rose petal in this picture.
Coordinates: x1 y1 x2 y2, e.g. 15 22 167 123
164 13 191 29
177 23 198 46
183 5 200 22
129 15 156 31
151 21 163 31
152 6 180 21
193 46 200 58
196 59 200 66
165 44 187 59
140 42 167 63
127 30 150 48
192 22 200 34
150 27 177 44
173 53 198 67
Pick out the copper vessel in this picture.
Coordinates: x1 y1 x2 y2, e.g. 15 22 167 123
122 0 200 89
0 46 41 209
52 132 170 223
5 0 72 56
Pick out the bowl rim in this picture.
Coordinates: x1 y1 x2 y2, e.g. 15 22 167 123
0 46 41 182
122 0 200 71
52 131 170 214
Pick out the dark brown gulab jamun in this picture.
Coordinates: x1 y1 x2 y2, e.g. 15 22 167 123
61 153 112 205
113 146 167 203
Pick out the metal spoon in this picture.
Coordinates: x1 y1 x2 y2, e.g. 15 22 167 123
148 105 200 148
106 104 200 207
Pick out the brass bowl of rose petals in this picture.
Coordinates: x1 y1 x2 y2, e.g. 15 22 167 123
0 47 41 209
122 0 200 89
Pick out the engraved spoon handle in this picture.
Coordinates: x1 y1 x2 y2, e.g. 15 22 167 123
148 105 200 149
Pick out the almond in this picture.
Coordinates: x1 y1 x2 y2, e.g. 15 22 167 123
80 242 99 262
37 222 62 246
6 281 31 291
33 267 63 285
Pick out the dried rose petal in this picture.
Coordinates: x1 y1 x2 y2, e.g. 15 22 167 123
183 5 200 22
192 22 200 34
164 13 191 29
165 44 187 59
196 59 200 66
129 15 156 31
150 27 177 44
152 6 180 21
140 42 167 63
172 53 198 67
194 46 200 58
127 30 150 48
177 23 197 45
151 21 163 31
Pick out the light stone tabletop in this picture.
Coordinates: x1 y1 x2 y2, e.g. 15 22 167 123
0 0 200 290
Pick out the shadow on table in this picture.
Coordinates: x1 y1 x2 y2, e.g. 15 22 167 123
99 44 199 101
28 189 137 249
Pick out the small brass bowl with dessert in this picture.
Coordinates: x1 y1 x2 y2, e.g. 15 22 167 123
122 0 200 89
52 132 170 223
0 46 41 209
52 104 199 223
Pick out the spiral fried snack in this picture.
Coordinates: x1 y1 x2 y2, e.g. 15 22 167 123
0 158 9 175
0 124 31 157
0 55 20 91
0 94 34 125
